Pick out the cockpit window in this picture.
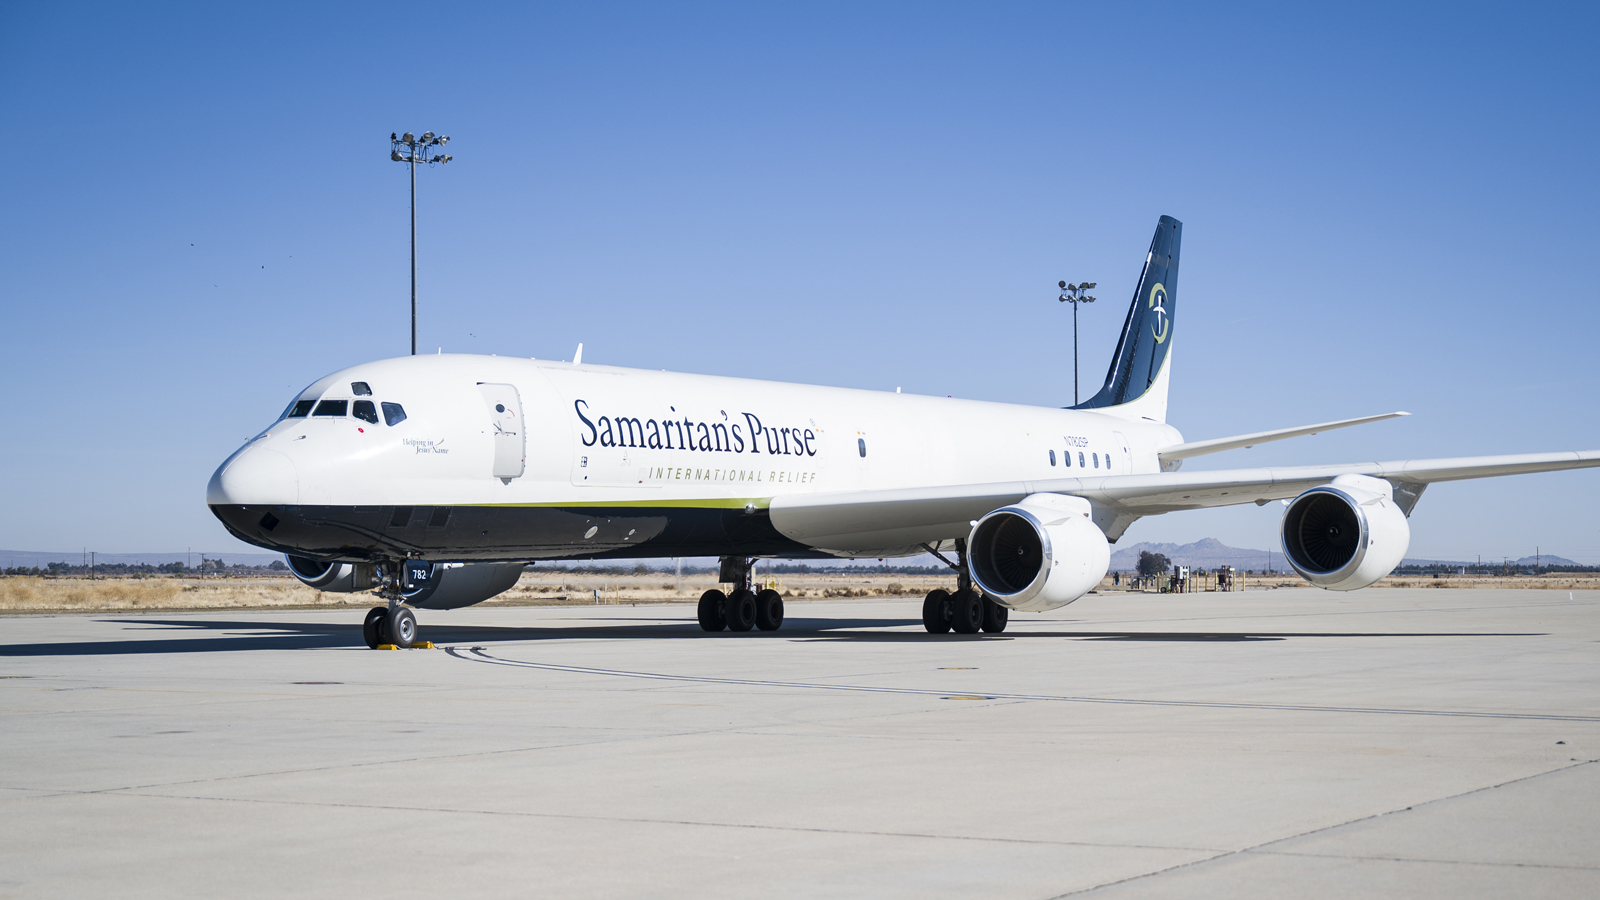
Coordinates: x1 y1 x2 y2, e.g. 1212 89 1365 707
352 400 379 424
351 382 372 396
313 400 348 417
381 402 407 426
287 400 315 418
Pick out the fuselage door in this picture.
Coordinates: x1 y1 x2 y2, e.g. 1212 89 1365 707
1112 431 1130 474
478 383 526 480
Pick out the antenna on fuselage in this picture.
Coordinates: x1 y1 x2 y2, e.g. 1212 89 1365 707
573 343 583 365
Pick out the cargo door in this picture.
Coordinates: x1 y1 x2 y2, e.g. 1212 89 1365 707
478 383 526 480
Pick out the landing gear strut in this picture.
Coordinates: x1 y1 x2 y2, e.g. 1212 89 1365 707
920 540 1008 635
363 560 420 649
698 556 785 633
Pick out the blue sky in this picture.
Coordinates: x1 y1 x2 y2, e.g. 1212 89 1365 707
2 2 1597 563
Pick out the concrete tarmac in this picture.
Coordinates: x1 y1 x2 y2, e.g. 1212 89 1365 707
1 588 1597 898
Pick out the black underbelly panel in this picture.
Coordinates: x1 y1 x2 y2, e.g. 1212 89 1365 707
209 503 826 562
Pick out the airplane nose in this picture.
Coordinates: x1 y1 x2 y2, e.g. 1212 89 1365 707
207 447 299 505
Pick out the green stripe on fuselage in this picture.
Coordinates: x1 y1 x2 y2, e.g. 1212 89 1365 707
456 497 773 510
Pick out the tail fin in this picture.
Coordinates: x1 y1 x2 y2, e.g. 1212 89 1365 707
1072 215 1181 422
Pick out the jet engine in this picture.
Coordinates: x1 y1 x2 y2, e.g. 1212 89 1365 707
968 493 1110 612
1280 474 1410 591
286 555 375 592
400 561 525 610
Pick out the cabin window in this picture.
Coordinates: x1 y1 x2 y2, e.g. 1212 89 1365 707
313 400 348 417
1049 449 1056 466
1078 452 1085 467
287 400 315 418
382 402 407 426
858 438 867 458
352 400 379 424
1093 453 1100 469
351 382 372 396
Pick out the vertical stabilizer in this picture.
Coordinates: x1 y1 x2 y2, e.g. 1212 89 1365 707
1072 216 1181 421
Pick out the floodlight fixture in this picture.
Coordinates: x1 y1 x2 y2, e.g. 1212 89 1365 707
1057 278 1098 405
391 130 455 355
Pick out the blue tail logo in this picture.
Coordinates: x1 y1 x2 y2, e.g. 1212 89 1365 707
1073 216 1181 410
1149 283 1170 343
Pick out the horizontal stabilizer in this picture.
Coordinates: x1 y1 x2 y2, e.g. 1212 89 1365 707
1158 412 1409 465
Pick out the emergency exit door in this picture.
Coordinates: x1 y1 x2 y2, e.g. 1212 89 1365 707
478 383 525 480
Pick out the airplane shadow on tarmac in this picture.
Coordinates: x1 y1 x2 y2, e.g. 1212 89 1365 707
0 615 1542 656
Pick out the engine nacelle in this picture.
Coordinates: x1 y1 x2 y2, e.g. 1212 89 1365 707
401 561 525 610
968 493 1110 612
1280 474 1410 591
286 555 375 592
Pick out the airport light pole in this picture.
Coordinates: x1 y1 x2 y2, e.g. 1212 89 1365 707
1058 281 1096 405
390 132 452 355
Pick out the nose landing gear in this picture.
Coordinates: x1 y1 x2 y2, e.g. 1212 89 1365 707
362 561 422 649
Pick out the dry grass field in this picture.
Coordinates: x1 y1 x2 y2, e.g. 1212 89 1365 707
2 568 1595 613
0 575 331 612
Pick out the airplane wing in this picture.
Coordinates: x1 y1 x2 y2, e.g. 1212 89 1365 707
767 450 1600 551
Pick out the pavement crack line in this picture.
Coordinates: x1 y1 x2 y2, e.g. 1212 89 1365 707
12 709 926 799
84 788 1220 855
1044 758 1600 898
1253 849 1598 872
447 647 1600 722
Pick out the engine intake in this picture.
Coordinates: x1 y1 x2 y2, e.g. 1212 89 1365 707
286 555 374 592
968 493 1110 612
1281 474 1410 591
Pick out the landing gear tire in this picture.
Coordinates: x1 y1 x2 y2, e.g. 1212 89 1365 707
982 597 1009 633
725 589 757 632
389 606 417 649
949 589 983 634
755 589 784 631
698 589 728 632
922 589 951 633
363 606 388 649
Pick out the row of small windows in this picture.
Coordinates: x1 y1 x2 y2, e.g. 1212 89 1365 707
1049 449 1103 469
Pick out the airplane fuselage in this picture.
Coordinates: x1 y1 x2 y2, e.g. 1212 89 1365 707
208 354 1182 563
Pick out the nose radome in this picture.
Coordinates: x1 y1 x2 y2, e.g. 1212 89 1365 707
207 447 298 506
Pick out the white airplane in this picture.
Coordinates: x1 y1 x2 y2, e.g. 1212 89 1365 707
208 216 1600 648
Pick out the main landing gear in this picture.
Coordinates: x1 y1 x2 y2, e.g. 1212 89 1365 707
920 540 1008 635
363 561 422 649
698 556 784 633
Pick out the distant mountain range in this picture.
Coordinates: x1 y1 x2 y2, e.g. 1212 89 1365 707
1 542 1581 573
1110 538 1287 571
1508 554 1580 567
1107 539 1580 571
